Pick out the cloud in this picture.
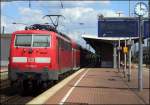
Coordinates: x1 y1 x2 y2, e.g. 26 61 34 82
99 0 110 4
19 7 42 16
1 5 119 35
1 2 118 50
59 7 97 43
1 2 9 9
1 7 50 33
35 1 110 9
1 16 23 33
58 7 119 48
61 7 95 21
18 7 48 24
58 7 121 40
1 16 7 27
99 10 126 17
57 6 127 50
13 7 50 30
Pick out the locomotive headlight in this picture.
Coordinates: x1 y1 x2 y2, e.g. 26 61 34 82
35 57 51 63
13 57 27 63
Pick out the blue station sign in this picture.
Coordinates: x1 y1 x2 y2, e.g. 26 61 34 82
98 17 149 38
144 20 150 38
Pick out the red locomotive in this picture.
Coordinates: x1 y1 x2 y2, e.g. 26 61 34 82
8 24 80 90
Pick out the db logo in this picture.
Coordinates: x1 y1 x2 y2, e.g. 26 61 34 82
28 58 35 62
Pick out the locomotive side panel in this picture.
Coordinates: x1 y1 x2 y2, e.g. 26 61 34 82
57 35 72 74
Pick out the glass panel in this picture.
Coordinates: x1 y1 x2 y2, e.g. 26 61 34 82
15 35 32 47
33 35 50 47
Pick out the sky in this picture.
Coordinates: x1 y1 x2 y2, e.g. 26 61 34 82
1 0 149 50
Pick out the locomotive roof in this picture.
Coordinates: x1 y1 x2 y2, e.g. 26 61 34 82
12 30 51 35
25 24 71 41
13 24 82 48
58 32 71 41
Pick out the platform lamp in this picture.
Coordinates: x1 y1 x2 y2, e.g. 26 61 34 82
134 2 148 91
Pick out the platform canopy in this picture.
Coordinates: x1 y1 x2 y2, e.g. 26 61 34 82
82 34 138 41
82 34 138 48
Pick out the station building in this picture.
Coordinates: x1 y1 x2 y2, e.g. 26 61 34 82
0 33 11 66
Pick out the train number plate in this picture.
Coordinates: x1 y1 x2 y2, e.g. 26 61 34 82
27 58 35 62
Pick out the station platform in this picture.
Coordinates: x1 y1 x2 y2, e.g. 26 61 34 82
0 66 8 80
0 66 8 72
28 68 149 104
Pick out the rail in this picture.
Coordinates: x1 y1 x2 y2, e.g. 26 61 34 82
0 71 8 80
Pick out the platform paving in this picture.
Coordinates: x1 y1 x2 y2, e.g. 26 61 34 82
0 66 8 72
45 68 149 104
0 66 8 80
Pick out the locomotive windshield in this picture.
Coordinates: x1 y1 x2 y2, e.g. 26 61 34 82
15 34 50 47
33 35 50 47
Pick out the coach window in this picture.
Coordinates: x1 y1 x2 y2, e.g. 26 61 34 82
15 35 32 47
64 41 67 50
69 43 71 51
33 35 50 47
58 38 61 48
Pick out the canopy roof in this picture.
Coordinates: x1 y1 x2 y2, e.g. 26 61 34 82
82 34 139 51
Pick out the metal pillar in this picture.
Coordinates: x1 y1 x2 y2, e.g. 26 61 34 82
118 38 121 72
129 0 131 16
113 44 117 68
149 0 150 17
123 39 127 78
127 38 132 81
138 15 143 91
2 26 5 35
128 0 131 81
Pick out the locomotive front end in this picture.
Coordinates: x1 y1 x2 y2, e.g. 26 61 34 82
8 30 55 89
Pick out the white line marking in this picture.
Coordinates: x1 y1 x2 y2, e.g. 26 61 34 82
59 69 89 105
144 69 149 72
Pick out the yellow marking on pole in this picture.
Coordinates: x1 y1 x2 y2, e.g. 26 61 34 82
123 47 128 53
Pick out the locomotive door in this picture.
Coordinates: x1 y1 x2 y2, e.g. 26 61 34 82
57 38 61 70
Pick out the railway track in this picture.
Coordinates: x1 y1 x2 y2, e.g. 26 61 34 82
0 70 76 104
1 94 33 104
0 78 47 104
0 79 10 90
0 71 8 80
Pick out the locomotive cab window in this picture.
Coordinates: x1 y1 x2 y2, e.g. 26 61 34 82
33 35 50 47
15 34 50 47
15 35 32 47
